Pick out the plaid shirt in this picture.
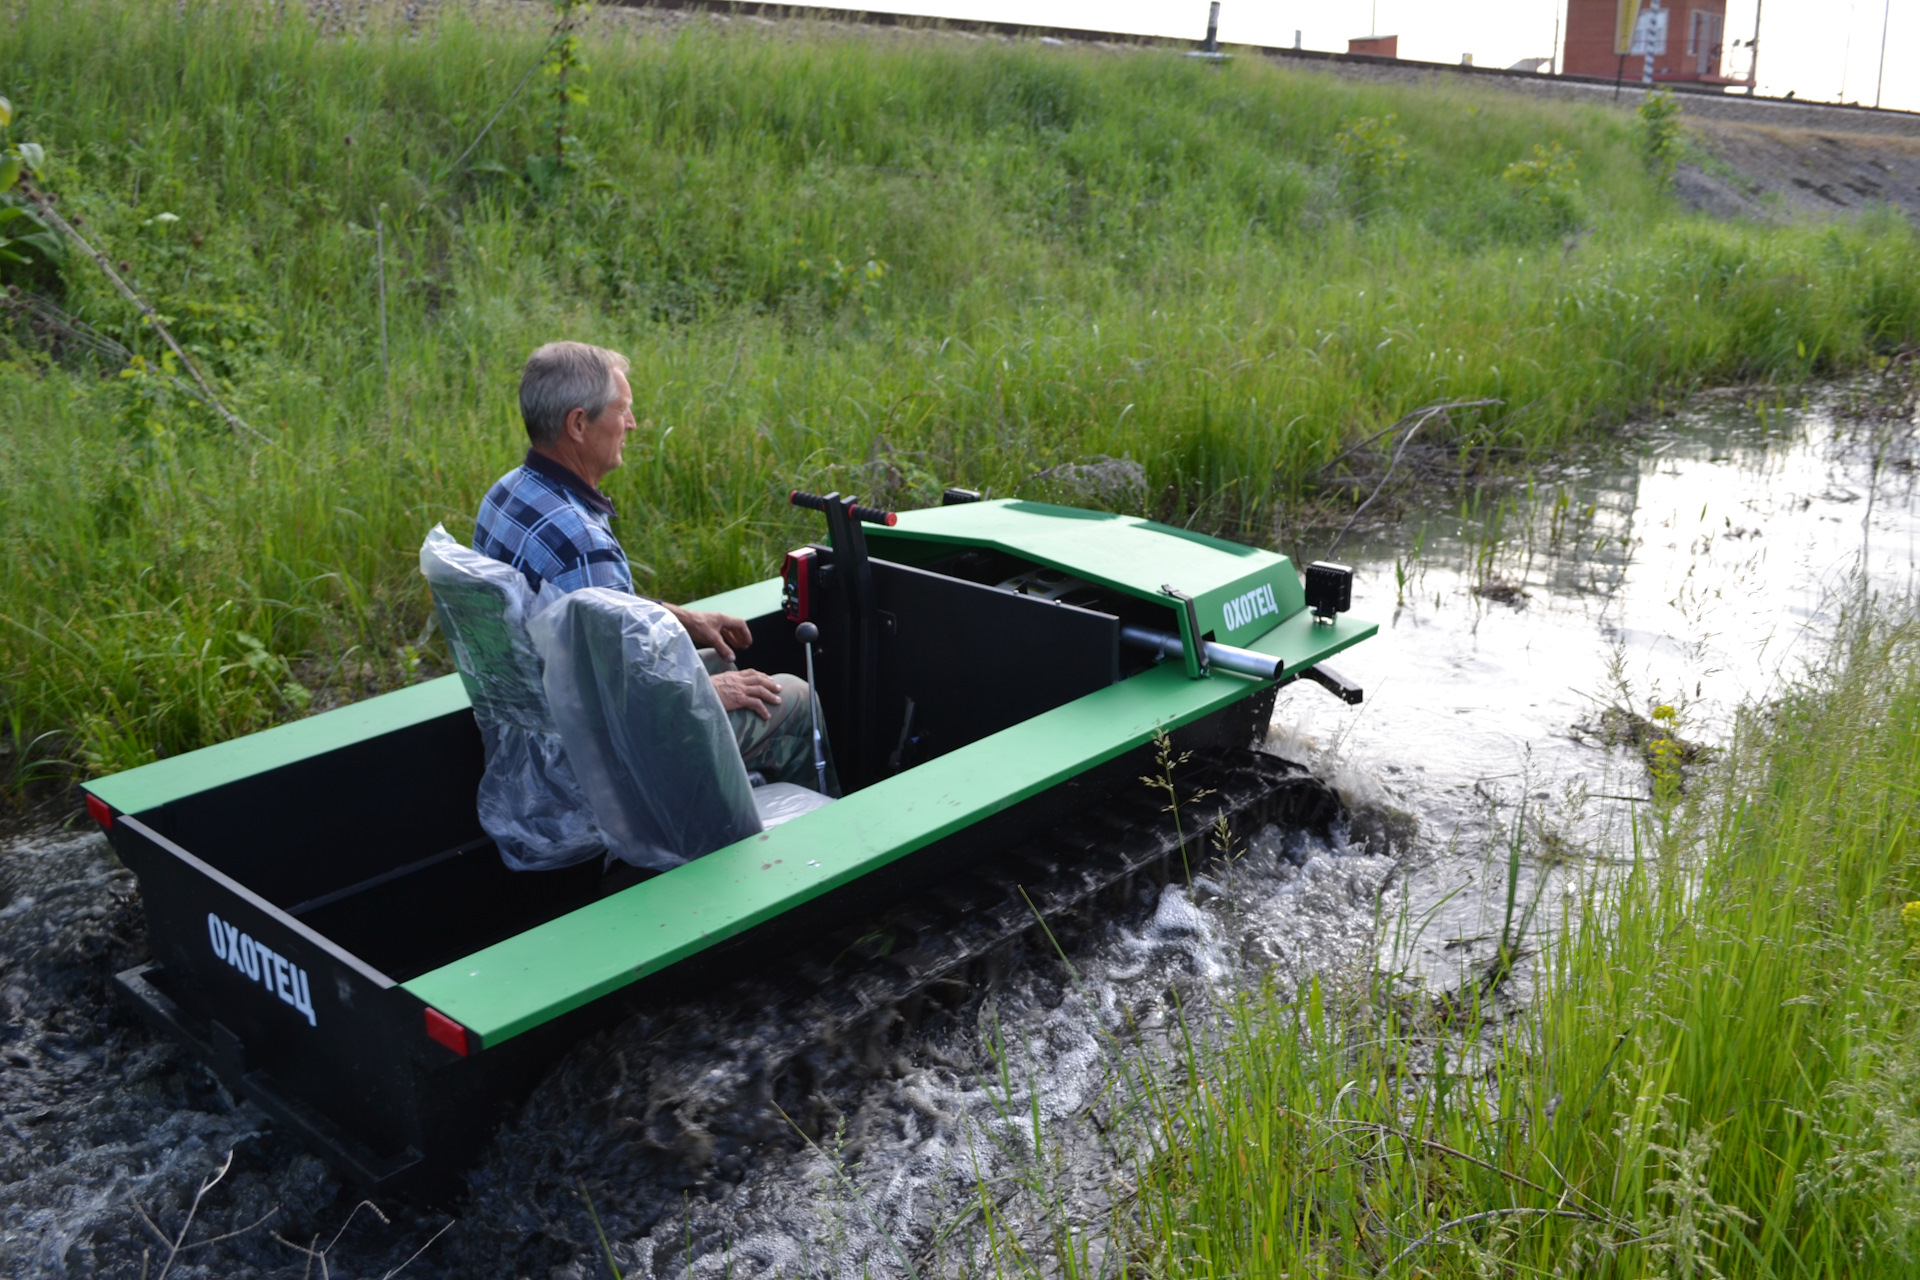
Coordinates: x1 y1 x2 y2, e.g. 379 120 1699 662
473 450 634 595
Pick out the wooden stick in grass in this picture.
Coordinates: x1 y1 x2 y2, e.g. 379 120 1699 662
23 188 272 443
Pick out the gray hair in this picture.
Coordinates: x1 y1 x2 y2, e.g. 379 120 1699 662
519 341 631 446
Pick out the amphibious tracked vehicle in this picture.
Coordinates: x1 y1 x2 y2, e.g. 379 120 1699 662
82 492 1375 1194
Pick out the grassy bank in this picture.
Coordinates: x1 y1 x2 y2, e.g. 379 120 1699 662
1 0 1918 785
1108 608 1920 1276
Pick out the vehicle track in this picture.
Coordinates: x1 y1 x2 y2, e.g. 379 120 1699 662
750 748 1340 1060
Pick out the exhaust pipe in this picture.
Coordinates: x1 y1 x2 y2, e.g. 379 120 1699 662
1120 625 1282 680
1120 625 1363 703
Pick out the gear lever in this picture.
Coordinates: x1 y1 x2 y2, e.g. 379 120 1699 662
794 622 829 795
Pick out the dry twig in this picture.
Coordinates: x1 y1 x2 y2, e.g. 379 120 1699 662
1323 398 1505 555
122 1149 283 1280
271 1200 453 1280
1379 1206 1608 1274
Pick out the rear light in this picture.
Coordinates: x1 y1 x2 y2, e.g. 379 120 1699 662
424 1007 471 1057
85 794 113 830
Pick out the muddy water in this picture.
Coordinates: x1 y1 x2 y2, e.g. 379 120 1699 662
1275 388 1919 998
2 390 1913 1278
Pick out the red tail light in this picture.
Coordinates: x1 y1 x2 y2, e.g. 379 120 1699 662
424 1007 471 1057
85 794 113 830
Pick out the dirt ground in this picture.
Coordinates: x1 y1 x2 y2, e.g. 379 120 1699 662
1673 118 1920 222
1215 36 1920 224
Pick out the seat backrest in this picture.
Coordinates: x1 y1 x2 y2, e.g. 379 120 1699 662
419 525 552 732
529 588 763 870
420 526 606 871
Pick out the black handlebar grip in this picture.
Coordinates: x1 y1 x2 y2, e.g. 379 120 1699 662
789 489 898 527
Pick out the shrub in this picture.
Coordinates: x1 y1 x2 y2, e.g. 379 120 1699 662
1332 112 1411 208
1637 87 1683 182
1501 139 1583 230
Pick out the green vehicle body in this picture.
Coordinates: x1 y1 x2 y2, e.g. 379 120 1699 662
84 499 1375 1190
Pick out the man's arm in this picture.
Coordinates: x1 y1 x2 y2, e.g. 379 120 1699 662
663 603 753 662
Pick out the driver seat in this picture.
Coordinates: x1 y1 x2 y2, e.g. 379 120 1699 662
529 587 833 871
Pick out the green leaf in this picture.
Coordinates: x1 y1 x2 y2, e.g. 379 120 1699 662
17 229 64 262
0 96 11 129
16 142 44 172
467 157 524 183
0 157 18 192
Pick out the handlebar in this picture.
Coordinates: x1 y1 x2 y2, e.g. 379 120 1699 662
790 489 897 527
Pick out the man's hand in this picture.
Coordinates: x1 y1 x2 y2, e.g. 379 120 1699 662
666 605 753 661
711 669 783 720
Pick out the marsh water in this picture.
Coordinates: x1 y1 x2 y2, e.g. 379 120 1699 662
3 387 1916 1278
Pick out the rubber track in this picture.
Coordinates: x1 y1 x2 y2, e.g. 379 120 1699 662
709 748 1341 1059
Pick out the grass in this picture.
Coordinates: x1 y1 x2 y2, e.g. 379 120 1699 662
0 0 1918 785
1031 604 1919 1277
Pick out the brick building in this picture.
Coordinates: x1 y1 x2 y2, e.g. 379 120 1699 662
1562 0 1737 84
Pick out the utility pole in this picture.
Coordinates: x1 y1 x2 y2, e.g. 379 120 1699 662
1643 0 1661 85
1875 0 1891 108
1747 0 1764 95
375 210 390 385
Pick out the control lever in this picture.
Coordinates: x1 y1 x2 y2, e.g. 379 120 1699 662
790 490 898 526
789 490 884 787
794 622 830 795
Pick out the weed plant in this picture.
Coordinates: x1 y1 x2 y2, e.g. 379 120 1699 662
1102 608 1920 1276
1 0 1918 781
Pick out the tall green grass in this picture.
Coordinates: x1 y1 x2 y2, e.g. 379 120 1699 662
1098 608 1920 1276
1 0 1917 782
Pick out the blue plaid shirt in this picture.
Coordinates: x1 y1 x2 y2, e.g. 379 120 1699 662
473 450 634 595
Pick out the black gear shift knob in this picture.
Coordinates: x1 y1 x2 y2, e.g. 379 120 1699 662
794 622 819 644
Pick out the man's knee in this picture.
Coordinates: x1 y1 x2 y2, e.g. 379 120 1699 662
768 673 813 733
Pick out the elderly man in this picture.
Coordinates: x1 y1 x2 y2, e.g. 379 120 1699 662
474 340 828 791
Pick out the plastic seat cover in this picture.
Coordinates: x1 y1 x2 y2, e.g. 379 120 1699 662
530 588 768 870
418 526 604 871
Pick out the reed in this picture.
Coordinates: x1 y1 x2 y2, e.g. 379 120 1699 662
1105 606 1920 1276
1 0 1917 781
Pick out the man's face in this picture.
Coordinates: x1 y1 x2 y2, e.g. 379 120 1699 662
575 370 636 483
